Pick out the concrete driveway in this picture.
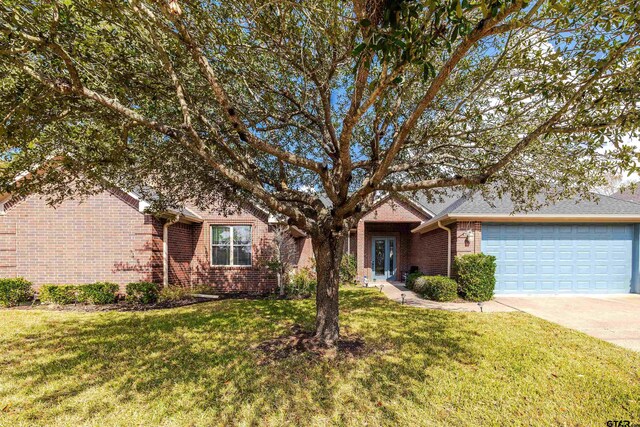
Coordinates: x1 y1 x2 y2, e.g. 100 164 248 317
495 295 640 352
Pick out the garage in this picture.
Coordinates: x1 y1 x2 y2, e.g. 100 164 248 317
482 223 635 294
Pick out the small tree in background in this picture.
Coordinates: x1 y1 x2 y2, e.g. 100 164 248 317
339 254 357 285
265 226 299 297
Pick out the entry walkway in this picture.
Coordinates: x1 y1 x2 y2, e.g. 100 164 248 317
374 281 515 313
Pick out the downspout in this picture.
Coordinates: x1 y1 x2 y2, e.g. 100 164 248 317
438 221 452 278
163 215 180 287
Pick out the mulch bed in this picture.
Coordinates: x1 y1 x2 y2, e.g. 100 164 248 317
5 297 212 312
253 324 370 362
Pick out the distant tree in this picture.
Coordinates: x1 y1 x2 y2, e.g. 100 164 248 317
594 171 631 195
265 225 298 297
1 0 639 343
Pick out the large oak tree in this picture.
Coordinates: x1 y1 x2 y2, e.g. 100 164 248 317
1 0 639 343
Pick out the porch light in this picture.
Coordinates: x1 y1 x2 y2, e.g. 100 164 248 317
465 230 474 243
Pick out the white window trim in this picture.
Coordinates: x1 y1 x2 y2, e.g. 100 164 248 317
210 225 253 267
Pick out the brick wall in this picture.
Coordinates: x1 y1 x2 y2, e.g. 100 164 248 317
187 204 279 293
0 190 159 292
296 236 315 269
408 221 482 276
168 222 194 286
361 197 425 223
453 221 482 256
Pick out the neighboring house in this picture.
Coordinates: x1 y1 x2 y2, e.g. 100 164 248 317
1 187 640 295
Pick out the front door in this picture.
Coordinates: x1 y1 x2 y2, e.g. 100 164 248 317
371 237 397 281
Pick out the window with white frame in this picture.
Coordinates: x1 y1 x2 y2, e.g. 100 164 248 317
211 225 252 266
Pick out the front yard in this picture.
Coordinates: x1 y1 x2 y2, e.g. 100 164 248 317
0 288 639 426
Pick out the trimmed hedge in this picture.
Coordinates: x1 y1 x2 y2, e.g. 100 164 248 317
126 282 160 304
0 278 34 307
454 253 496 302
77 282 119 304
413 275 458 302
405 271 423 290
39 284 78 305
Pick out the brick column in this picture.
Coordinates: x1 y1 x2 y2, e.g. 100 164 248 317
356 220 365 282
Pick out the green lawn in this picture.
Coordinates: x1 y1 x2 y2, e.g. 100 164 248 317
0 288 639 426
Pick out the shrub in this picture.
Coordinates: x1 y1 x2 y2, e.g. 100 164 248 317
39 284 78 305
454 253 496 302
0 278 34 307
158 286 193 303
126 282 161 304
286 267 317 297
405 271 423 290
78 282 119 304
339 254 357 285
413 275 458 302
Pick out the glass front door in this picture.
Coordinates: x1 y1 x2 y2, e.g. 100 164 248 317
371 237 397 281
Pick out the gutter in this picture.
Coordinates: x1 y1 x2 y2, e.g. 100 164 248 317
437 221 452 278
163 215 181 287
412 213 640 234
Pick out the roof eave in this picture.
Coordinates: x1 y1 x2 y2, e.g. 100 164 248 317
412 214 640 234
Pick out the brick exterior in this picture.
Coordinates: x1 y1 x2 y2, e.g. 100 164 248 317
452 221 482 257
0 190 161 292
167 222 194 286
408 221 482 276
361 197 426 223
186 204 280 293
0 190 483 293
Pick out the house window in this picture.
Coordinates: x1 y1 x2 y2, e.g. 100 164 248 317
211 225 252 266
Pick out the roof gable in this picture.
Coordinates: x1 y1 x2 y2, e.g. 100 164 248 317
362 195 430 223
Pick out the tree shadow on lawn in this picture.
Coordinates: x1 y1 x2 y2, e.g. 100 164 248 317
0 289 479 425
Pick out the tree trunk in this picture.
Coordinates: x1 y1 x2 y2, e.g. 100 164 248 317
312 232 345 344
278 272 285 297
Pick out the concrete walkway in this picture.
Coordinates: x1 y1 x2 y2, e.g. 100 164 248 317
496 295 640 352
374 281 515 313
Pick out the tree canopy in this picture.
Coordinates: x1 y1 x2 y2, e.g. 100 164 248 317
1 0 639 342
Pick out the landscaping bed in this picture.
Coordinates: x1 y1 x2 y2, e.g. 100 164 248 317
5 297 211 312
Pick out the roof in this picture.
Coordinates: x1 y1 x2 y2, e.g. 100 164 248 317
611 189 640 204
412 191 640 234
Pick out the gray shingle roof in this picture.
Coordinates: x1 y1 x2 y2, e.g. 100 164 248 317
444 192 640 216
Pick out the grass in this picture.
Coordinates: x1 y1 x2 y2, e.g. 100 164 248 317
0 288 639 426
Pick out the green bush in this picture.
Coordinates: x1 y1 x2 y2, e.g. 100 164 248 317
339 254 357 285
413 275 458 302
0 278 34 307
286 267 317 297
158 285 193 302
126 282 161 304
39 284 78 305
454 253 496 302
77 282 119 304
405 271 423 290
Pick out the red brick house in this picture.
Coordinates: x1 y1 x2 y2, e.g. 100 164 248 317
1 188 640 295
